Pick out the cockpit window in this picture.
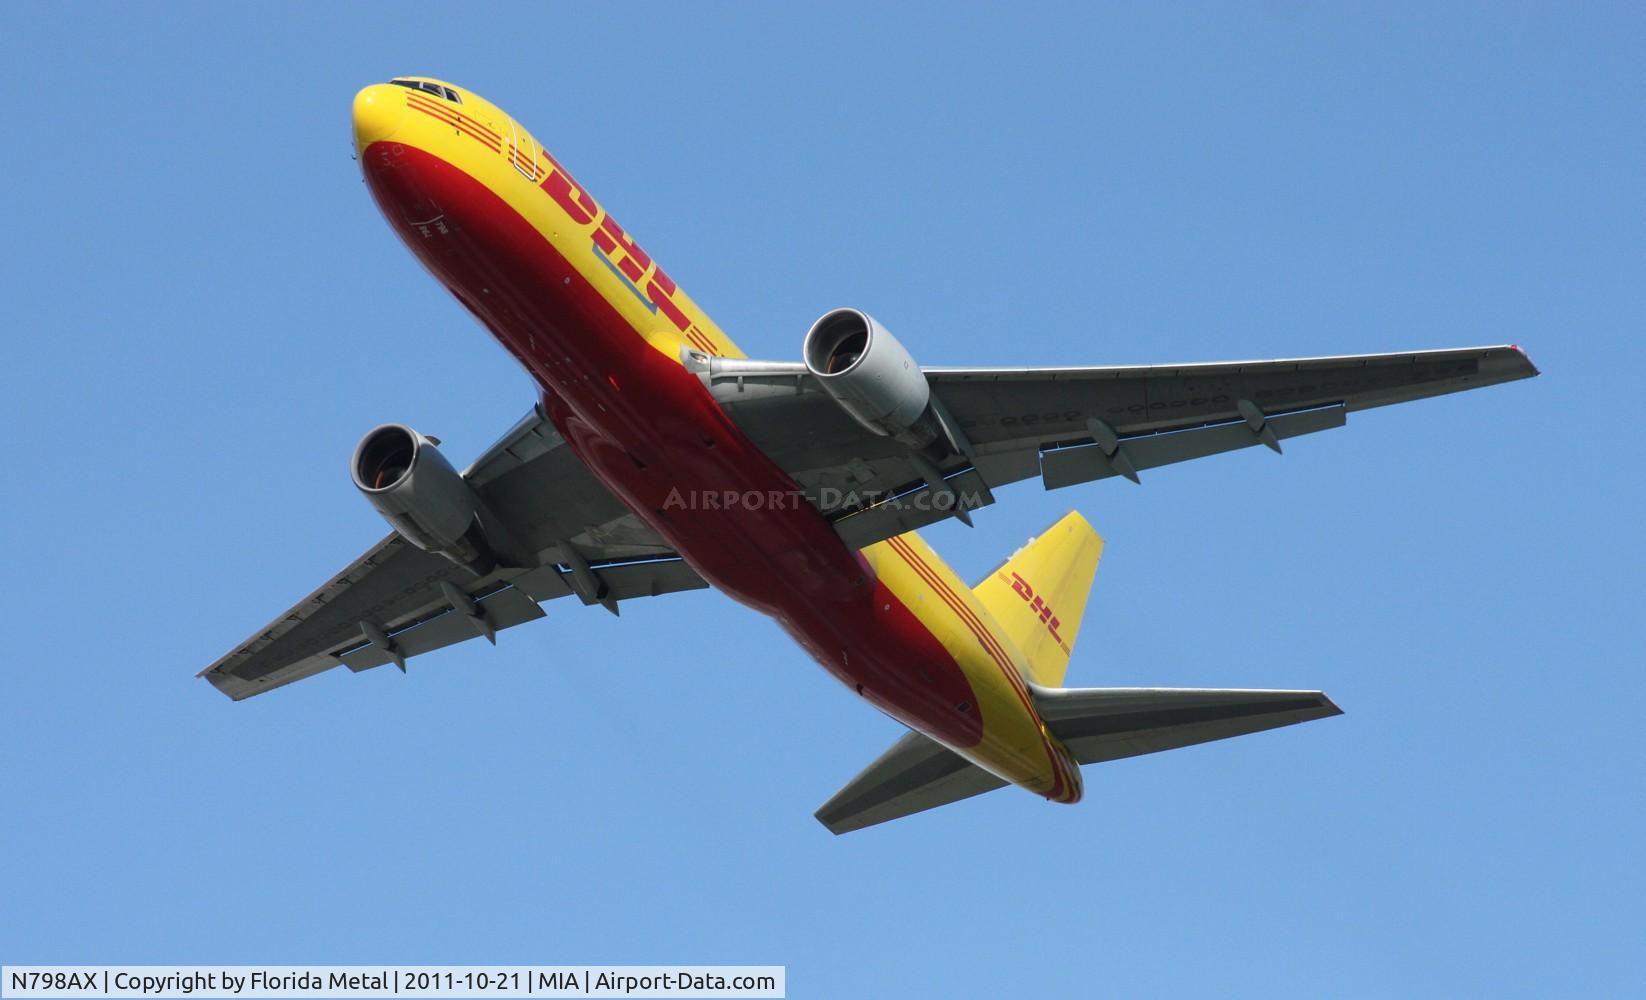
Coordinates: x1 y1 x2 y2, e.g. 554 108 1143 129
388 79 461 104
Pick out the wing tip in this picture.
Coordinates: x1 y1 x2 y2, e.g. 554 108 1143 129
1482 344 1540 381
198 666 264 702
813 811 852 836
1507 344 1541 378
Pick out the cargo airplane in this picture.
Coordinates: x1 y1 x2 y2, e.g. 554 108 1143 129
200 78 1538 833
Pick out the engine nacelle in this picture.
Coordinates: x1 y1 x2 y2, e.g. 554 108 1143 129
351 424 497 576
803 308 936 445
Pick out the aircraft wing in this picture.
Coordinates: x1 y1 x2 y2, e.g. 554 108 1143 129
199 407 705 701
705 345 1538 549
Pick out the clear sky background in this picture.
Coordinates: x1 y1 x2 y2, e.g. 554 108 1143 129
3 4 1642 997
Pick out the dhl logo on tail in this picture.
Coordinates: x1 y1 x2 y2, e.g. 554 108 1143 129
972 512 1104 688
1007 572 1067 649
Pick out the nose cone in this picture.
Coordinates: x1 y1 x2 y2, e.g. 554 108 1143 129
352 85 404 154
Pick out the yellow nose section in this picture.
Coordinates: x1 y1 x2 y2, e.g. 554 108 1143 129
352 85 405 154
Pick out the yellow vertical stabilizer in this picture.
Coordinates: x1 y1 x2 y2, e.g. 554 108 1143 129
973 511 1103 688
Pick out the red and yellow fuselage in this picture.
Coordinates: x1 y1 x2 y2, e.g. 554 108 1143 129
351 78 1081 805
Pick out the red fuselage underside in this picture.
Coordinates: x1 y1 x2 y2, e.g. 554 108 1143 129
363 144 985 750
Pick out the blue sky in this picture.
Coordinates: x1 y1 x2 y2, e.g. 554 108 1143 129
3 3 1642 996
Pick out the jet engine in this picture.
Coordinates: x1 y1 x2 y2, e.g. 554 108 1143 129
351 424 497 576
803 308 928 435
802 307 955 454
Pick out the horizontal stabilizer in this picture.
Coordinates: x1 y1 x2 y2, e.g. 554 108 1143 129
816 687 1340 834
815 731 1006 835
1033 686 1342 765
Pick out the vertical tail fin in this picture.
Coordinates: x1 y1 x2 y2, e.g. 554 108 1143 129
972 511 1103 688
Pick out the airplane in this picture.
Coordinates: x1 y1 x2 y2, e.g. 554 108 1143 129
199 77 1538 833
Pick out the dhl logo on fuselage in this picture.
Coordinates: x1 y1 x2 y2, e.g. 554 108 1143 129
540 165 707 349
397 84 721 357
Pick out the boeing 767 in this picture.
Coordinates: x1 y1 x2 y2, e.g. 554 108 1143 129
200 78 1537 832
